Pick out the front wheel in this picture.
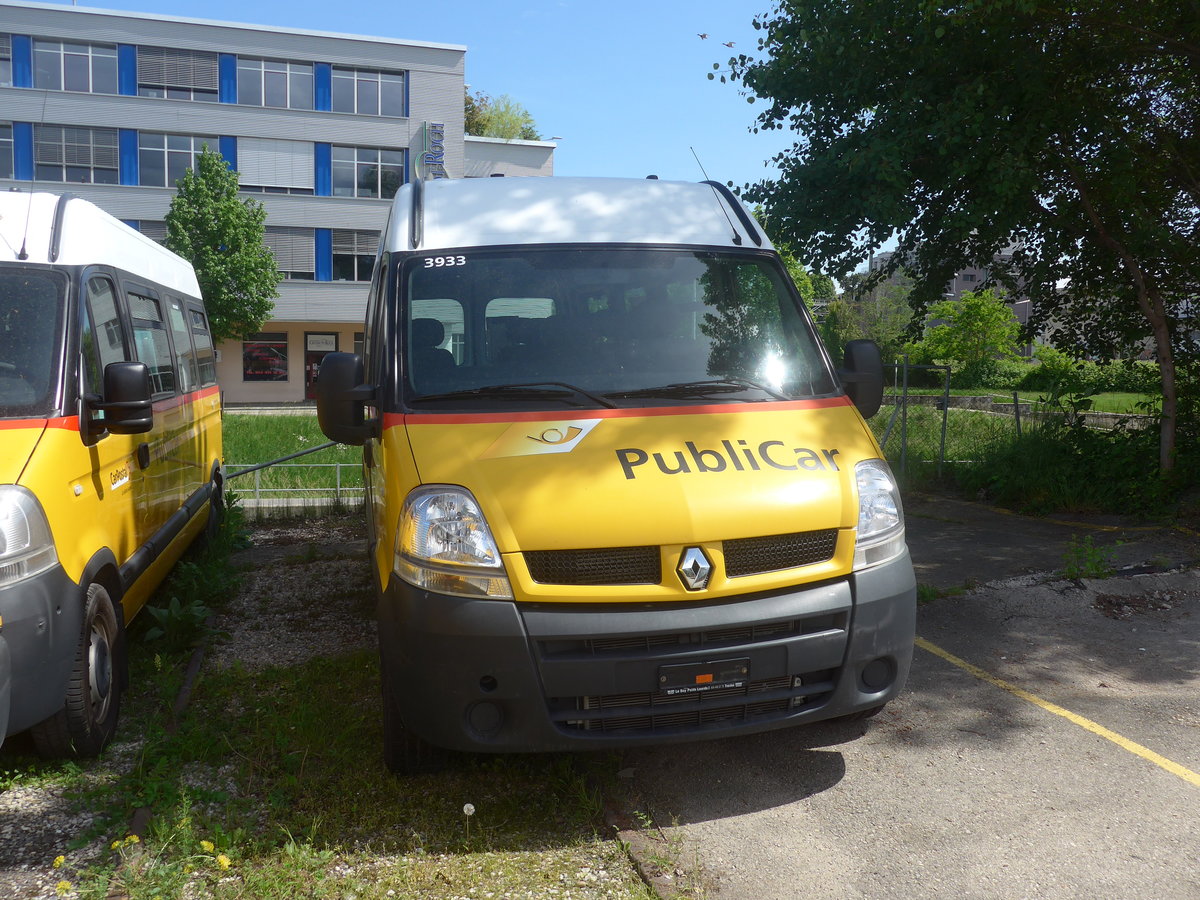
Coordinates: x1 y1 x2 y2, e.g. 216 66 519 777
31 583 123 758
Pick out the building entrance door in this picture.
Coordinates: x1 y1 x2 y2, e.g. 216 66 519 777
304 332 338 399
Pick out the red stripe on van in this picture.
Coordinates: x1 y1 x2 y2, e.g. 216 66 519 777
0 416 79 431
389 395 854 427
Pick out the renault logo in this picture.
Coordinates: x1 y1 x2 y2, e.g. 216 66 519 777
677 547 712 591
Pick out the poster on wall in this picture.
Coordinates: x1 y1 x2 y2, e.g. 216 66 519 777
243 332 289 382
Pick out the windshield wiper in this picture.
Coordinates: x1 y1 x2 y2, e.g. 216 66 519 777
412 381 617 408
606 379 791 402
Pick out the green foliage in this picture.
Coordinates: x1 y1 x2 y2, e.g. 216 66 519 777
164 147 280 342
918 289 1020 370
464 91 541 140
1061 536 1117 580
951 358 1028 390
726 1 1198 470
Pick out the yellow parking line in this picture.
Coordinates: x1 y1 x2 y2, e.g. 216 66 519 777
915 636 1200 789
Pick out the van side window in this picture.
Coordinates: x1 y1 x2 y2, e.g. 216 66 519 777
189 307 217 387
128 291 176 396
81 276 127 395
165 298 198 393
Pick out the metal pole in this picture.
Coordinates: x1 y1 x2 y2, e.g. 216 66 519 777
939 366 950 478
900 354 909 478
1013 390 1022 437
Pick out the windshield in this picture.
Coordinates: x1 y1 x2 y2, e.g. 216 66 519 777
401 248 837 409
0 266 67 419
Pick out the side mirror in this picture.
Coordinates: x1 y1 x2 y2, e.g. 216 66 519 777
839 340 884 419
91 361 153 434
316 352 377 445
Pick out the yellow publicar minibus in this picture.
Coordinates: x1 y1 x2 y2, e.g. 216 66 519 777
0 192 223 757
318 176 916 772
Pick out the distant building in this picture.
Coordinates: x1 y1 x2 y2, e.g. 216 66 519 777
0 1 556 403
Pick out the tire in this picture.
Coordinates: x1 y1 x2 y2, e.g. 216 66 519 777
31 583 123 758
202 474 225 545
380 660 442 775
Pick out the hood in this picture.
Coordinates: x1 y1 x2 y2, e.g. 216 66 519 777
404 400 880 554
0 419 47 485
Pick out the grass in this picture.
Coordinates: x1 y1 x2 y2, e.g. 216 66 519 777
894 388 1155 415
0 506 652 900
222 414 363 497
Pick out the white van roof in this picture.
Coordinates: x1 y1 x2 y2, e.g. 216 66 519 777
387 176 776 253
0 191 201 297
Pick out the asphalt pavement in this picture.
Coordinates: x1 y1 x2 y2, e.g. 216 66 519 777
620 495 1200 899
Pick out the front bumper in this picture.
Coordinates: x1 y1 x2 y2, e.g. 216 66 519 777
0 564 83 743
378 551 916 753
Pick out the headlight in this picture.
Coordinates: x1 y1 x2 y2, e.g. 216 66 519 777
853 459 906 570
0 486 59 587
394 486 513 599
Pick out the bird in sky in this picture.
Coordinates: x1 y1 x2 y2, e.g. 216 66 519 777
698 33 708 39
723 41 735 47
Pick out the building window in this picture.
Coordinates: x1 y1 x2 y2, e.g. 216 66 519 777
331 67 406 117
138 133 214 187
332 230 378 281
0 123 12 180
137 221 167 244
33 39 117 94
237 58 313 110
962 273 977 283
243 332 288 382
1 35 12 88
237 138 315 194
34 125 118 184
332 146 405 199
136 47 218 102
264 227 315 280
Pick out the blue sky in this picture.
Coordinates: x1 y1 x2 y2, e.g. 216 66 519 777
56 0 794 189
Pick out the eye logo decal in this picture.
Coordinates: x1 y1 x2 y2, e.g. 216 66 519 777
527 426 584 446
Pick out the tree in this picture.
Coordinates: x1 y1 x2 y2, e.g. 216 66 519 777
164 147 280 342
725 1 1198 472
919 289 1020 370
820 271 914 364
463 90 541 140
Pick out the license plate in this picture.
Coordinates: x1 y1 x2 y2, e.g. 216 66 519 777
659 658 749 696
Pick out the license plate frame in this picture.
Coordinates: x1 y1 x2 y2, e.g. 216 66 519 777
659 658 750 696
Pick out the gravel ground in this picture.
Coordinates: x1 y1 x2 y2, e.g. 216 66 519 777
0 514 373 900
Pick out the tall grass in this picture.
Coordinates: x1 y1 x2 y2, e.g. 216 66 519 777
222 414 362 494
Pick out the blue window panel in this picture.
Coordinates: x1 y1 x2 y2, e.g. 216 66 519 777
314 63 331 111
11 35 33 88
12 122 34 180
117 44 137 95
315 229 332 282
119 129 139 185
314 142 331 196
122 220 140 230
218 135 237 171
219 53 237 103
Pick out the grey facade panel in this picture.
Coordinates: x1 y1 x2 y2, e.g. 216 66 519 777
0 87 454 149
271 282 368 324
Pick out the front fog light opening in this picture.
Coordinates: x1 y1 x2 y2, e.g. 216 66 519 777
860 657 895 693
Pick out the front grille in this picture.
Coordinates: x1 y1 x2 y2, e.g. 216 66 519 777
553 670 835 735
549 612 845 658
525 546 661 586
724 529 838 577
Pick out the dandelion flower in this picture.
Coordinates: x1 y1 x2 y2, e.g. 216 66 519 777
463 803 476 816
125 834 140 845
52 855 65 869
200 840 215 853
216 853 231 870
110 841 121 850
55 881 72 897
